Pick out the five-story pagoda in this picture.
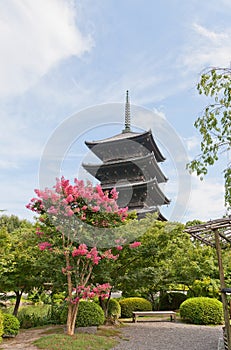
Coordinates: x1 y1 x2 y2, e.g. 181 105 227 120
82 91 170 220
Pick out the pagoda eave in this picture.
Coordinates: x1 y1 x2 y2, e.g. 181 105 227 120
102 178 170 207
82 152 168 184
85 130 165 163
130 206 167 221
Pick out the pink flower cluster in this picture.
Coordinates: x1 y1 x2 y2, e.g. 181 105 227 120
113 239 141 250
26 177 128 226
35 227 44 236
93 283 112 300
72 244 101 265
129 241 141 249
58 178 119 215
72 243 88 256
38 242 52 251
71 244 120 264
70 283 112 304
101 249 118 260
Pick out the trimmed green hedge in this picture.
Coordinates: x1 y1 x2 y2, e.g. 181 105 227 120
119 297 152 318
0 309 3 343
180 297 223 325
60 301 105 327
3 314 20 336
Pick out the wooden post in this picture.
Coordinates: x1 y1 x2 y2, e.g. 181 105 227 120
214 229 231 350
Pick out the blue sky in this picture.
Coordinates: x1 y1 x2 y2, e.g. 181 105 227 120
0 0 230 223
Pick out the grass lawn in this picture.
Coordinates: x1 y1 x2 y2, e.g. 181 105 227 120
34 326 121 350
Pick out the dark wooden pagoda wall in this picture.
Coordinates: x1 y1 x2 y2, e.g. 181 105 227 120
83 130 169 220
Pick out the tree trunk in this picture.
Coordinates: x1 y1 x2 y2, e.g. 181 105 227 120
100 290 114 325
66 300 79 335
65 251 79 336
99 296 107 319
13 290 23 316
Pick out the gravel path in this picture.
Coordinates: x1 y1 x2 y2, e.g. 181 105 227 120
0 322 224 350
112 322 223 350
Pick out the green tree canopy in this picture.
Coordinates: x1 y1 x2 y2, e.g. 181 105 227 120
114 220 218 301
0 214 29 232
187 66 231 209
0 215 62 315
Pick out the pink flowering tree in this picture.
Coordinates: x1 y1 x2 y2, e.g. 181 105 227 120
27 177 140 335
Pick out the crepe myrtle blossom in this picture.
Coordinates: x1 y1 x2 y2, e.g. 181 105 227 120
35 227 44 236
129 241 142 248
26 177 128 226
27 177 140 336
68 283 112 304
101 249 119 260
38 242 52 251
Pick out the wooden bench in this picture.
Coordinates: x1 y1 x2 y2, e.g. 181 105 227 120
132 311 176 323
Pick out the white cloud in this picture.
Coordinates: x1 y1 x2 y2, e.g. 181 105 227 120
0 0 93 97
180 22 231 74
0 160 18 170
193 23 228 41
184 175 226 222
0 109 47 167
184 135 200 152
163 174 226 223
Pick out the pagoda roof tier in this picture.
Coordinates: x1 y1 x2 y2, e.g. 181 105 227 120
82 153 168 185
102 178 170 208
85 130 165 163
133 206 167 221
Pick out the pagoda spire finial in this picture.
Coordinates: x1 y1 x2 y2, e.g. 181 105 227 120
123 90 131 133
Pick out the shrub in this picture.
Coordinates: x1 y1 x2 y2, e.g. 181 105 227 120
17 305 51 328
180 297 223 325
0 309 3 343
159 292 187 311
108 299 121 319
76 301 105 327
100 298 121 321
119 297 152 318
60 301 105 327
3 314 20 336
51 292 66 305
47 304 67 325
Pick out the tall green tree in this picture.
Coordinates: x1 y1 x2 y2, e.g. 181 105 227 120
187 66 231 208
115 220 218 301
0 214 29 233
0 215 61 315
113 221 183 298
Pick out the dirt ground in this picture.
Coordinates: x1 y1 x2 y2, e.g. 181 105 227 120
0 325 61 350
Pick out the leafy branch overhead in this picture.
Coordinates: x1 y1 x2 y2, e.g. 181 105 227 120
187 66 231 208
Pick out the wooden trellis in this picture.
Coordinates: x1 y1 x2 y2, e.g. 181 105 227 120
185 216 231 350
